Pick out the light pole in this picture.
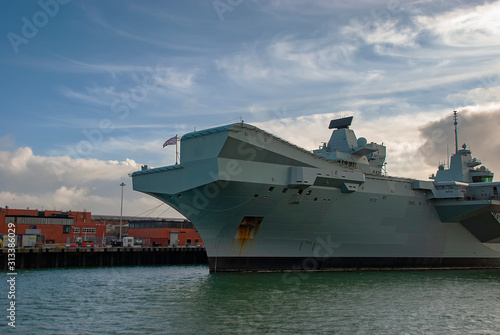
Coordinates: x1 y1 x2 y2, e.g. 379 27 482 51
119 182 126 244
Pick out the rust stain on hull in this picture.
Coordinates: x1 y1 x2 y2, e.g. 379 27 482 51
231 216 263 255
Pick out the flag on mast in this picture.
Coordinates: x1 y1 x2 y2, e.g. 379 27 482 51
163 135 177 148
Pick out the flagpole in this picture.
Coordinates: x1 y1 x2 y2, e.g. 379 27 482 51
175 134 178 164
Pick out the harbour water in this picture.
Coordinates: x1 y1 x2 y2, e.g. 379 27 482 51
2 265 500 334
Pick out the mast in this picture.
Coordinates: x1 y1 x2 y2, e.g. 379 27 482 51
453 111 458 154
447 144 449 169
175 134 179 165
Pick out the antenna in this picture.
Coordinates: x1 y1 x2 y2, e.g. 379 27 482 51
453 111 458 154
447 144 449 169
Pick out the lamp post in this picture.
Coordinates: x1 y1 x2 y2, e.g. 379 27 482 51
119 182 126 244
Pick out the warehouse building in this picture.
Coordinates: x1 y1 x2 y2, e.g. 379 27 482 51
0 207 106 247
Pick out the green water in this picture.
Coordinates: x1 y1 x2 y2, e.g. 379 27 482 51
2 266 499 334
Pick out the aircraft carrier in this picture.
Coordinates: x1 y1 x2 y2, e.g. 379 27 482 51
132 113 500 272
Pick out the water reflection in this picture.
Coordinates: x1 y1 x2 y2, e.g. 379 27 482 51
5 266 500 334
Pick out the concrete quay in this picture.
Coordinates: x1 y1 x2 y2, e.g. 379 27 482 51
1 246 208 269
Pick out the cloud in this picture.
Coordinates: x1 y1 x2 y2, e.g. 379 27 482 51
60 63 197 103
78 2 211 54
215 0 500 100
0 147 181 217
342 18 418 48
448 84 500 107
418 109 500 174
215 50 271 82
215 34 362 86
253 107 500 180
60 86 115 106
0 147 138 184
259 0 401 15
0 135 15 149
415 1 500 47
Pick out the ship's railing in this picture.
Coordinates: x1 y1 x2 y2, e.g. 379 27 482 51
472 166 491 172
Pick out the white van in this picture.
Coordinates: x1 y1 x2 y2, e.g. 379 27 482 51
122 236 134 247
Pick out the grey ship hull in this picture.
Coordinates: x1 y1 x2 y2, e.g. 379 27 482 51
132 123 500 272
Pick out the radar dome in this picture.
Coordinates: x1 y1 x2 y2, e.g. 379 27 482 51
357 137 367 147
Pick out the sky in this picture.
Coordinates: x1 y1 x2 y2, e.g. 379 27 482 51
1 0 499 218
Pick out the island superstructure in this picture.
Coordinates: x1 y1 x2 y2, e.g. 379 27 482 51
132 112 500 272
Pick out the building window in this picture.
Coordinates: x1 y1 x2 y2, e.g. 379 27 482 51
82 228 96 234
73 227 80 233
63 225 71 234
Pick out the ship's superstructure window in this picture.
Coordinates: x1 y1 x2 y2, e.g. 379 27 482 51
268 187 275 192
306 190 312 195
282 188 288 193
472 176 493 183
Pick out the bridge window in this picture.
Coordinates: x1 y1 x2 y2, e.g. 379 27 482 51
472 176 493 183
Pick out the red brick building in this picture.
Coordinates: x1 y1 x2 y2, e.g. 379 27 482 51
127 219 203 247
1 207 204 248
0 207 106 246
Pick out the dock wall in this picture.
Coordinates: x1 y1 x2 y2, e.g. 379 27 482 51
1 247 208 269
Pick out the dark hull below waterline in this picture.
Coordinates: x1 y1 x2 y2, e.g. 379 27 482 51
209 257 500 272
